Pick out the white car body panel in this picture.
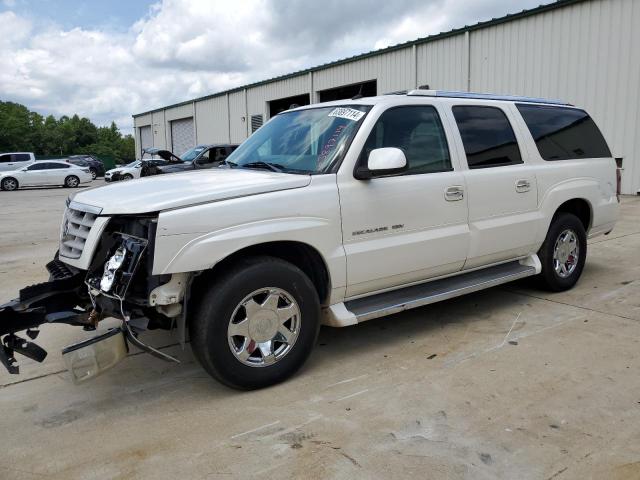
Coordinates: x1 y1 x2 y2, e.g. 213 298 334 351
74 169 311 215
153 175 346 301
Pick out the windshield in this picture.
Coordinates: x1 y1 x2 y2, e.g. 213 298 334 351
125 160 140 168
180 146 206 162
226 105 371 174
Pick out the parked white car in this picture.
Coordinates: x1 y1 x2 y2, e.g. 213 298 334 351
0 160 92 191
0 90 619 390
0 152 36 172
104 160 141 182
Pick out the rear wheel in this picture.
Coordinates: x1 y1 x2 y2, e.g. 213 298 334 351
89 168 97 180
537 212 587 291
1 177 18 191
190 256 321 390
64 175 80 188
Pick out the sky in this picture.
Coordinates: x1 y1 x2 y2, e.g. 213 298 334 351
0 0 545 134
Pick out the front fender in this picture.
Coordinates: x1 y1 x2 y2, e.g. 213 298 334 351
153 216 340 274
150 176 346 291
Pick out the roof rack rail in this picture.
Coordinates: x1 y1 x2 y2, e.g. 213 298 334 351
406 89 570 105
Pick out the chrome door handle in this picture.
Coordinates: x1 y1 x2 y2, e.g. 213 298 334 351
445 185 464 201
515 179 531 193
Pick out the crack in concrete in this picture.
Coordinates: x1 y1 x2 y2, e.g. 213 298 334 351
506 289 637 322
589 230 640 244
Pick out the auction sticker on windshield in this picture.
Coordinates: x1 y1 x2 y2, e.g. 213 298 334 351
328 107 366 121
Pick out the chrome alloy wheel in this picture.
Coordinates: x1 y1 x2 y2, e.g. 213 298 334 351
66 176 79 187
553 229 580 278
227 288 301 367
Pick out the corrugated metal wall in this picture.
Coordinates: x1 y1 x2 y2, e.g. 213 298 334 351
469 0 640 193
228 91 247 144
133 0 639 193
417 34 468 91
150 111 166 150
313 48 415 95
164 103 193 122
195 96 229 144
247 75 310 119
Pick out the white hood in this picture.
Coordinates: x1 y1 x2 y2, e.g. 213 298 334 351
72 169 311 215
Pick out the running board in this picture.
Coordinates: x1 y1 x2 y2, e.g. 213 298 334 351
344 259 538 323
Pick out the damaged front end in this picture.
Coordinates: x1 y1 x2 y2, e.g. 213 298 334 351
0 207 187 381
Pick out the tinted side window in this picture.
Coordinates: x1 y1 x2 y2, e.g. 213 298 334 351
453 106 522 169
40 162 68 169
360 105 452 175
516 104 611 160
0 154 11 163
14 154 31 161
27 163 44 170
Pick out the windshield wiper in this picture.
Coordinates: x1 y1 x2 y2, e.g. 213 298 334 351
241 161 284 173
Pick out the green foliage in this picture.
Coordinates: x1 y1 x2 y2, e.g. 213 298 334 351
0 101 135 162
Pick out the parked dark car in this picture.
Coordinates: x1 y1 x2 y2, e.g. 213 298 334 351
140 144 238 177
66 155 105 179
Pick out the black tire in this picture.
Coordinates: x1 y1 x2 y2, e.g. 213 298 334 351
537 212 587 292
121 174 133 181
89 168 97 180
1 177 18 191
64 175 80 188
190 256 321 390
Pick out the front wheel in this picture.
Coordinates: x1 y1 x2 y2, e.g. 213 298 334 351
121 174 133 181
190 256 320 390
537 212 587 292
64 175 80 188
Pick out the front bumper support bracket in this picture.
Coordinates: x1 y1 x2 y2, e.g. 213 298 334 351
0 259 90 374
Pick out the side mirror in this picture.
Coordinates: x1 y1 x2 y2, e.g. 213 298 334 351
355 147 407 180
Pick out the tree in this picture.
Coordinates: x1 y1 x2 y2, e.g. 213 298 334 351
0 100 135 161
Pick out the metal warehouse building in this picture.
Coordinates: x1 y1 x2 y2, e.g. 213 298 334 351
133 0 640 194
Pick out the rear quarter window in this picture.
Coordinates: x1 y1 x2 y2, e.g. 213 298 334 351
516 104 611 160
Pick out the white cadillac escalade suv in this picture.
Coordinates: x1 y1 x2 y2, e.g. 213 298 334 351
0 90 619 389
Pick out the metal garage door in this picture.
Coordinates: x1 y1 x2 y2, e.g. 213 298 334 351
171 117 195 156
139 126 152 155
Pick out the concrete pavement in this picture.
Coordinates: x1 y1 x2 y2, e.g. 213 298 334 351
1 182 639 479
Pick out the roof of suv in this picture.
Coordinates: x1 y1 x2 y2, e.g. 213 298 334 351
289 90 571 112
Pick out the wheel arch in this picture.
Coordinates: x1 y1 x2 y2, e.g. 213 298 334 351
553 198 592 232
191 240 332 306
